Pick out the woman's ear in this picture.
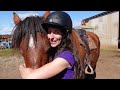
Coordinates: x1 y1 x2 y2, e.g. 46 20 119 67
13 12 21 25
42 11 50 22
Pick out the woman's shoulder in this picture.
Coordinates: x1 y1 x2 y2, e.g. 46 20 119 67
61 50 72 53
57 50 73 57
55 50 75 66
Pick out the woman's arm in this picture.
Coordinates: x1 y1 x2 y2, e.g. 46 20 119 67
19 58 71 79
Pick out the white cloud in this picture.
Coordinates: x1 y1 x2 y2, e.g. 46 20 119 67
73 20 81 27
0 12 40 35
0 27 13 35
18 12 39 20
27 11 36 13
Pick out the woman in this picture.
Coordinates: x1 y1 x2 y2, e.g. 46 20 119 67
19 11 80 79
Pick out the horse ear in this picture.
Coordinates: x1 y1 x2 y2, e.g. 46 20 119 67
13 12 21 25
42 11 50 22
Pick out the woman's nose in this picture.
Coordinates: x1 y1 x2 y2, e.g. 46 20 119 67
48 33 54 39
50 33 55 37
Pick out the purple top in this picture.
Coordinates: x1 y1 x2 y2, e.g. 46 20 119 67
51 50 75 79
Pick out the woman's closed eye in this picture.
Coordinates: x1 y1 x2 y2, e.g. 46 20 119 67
48 30 61 35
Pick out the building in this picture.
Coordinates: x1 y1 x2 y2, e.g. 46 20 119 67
0 35 12 41
0 35 12 49
82 11 119 50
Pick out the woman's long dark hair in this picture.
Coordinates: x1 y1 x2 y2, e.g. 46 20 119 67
48 27 83 79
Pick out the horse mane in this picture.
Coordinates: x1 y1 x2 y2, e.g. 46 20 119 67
12 16 47 49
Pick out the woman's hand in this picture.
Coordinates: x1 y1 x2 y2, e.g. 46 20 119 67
19 64 33 79
19 57 70 79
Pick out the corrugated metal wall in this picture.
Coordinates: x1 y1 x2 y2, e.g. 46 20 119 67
86 11 119 50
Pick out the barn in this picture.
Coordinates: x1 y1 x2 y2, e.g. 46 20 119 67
81 11 119 50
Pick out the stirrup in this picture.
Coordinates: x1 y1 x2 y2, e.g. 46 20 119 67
85 64 94 74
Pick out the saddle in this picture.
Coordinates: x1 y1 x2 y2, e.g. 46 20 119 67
75 29 97 75
71 29 98 75
74 29 97 53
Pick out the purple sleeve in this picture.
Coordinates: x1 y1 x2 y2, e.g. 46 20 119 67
55 51 75 69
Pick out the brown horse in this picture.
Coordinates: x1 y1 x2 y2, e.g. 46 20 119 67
12 11 51 69
12 11 100 79
70 29 100 79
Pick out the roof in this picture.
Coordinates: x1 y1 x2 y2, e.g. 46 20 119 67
80 25 94 29
82 11 118 22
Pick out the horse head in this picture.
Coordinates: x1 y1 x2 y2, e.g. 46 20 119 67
12 11 51 69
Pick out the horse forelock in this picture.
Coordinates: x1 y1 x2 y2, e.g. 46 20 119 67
12 16 47 49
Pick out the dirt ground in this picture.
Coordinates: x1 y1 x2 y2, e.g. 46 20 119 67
0 49 120 79
96 50 120 79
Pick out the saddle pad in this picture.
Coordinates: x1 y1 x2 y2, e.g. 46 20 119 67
87 35 97 50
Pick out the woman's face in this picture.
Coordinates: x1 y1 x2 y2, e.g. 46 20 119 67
47 27 63 47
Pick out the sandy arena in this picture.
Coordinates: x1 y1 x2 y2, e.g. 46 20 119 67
0 50 120 79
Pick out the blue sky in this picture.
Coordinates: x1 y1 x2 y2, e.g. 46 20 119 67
0 11 105 35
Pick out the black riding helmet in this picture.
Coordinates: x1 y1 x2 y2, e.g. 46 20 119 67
42 11 73 33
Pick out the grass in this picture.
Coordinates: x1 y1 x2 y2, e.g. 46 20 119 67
0 49 21 57
100 48 120 52
0 48 119 57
